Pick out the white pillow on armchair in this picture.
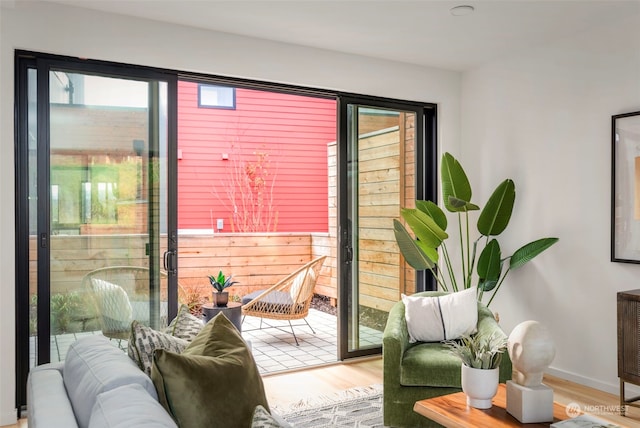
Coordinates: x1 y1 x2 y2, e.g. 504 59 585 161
401 287 478 343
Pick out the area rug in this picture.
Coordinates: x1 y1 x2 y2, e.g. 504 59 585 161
274 384 385 428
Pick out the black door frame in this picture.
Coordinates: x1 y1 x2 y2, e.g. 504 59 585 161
336 96 437 360
14 51 179 411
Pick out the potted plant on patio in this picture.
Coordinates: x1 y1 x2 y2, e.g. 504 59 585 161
446 331 508 409
207 271 238 307
393 152 559 306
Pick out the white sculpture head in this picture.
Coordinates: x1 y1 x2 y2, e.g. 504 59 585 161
508 320 555 387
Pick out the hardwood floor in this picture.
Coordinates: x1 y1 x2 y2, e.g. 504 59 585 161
10 358 640 427
7 419 26 428
544 375 640 427
262 357 640 427
262 356 384 407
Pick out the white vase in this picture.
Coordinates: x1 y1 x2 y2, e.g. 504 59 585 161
461 364 499 409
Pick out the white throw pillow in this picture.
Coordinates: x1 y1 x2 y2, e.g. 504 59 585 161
402 287 478 343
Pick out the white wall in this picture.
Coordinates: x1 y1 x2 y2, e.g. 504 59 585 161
0 1 461 424
461 12 640 395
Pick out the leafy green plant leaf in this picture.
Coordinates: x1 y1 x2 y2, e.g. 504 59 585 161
478 179 515 236
445 332 507 369
416 200 448 230
416 241 440 264
477 239 501 288
400 208 448 247
509 237 559 270
448 196 480 212
393 220 437 270
441 152 472 212
479 279 499 292
208 271 238 292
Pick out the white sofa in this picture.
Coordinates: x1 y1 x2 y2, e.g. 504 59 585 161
27 335 177 428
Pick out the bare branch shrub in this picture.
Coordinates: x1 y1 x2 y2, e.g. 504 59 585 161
215 145 279 232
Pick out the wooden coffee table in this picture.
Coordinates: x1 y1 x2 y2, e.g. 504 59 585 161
413 383 567 428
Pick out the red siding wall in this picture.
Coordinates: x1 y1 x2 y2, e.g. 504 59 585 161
177 82 337 232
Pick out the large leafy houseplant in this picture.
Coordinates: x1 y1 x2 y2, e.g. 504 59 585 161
393 152 558 306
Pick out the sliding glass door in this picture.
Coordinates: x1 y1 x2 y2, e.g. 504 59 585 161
338 98 436 359
16 51 437 411
15 53 178 408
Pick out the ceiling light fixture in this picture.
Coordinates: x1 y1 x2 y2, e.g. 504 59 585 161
450 5 475 16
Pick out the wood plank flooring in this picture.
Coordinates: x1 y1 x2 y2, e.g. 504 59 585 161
262 358 640 427
544 375 640 427
10 358 640 427
262 356 384 407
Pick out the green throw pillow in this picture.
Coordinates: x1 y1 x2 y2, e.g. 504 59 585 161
151 313 269 428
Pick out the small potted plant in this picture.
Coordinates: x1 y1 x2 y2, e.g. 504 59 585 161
207 271 238 307
445 331 507 409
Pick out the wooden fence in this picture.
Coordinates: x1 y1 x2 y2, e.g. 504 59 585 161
36 233 334 302
176 233 333 299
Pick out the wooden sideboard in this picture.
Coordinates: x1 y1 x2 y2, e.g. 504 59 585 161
617 289 640 415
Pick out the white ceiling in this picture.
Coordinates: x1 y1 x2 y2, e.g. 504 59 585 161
35 0 640 71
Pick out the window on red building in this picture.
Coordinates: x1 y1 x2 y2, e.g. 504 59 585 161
197 84 236 109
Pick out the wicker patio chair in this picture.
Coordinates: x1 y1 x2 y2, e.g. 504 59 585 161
241 256 327 346
82 266 180 341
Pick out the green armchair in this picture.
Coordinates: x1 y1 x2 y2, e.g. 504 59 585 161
382 291 512 427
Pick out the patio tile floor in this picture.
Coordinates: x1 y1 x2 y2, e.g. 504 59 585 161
242 308 340 373
32 308 384 375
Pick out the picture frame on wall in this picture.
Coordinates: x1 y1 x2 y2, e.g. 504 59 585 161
612 111 640 263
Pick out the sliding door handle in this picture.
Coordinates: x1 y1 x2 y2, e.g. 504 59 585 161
163 249 177 275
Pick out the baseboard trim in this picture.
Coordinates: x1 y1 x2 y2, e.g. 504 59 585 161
546 366 640 397
0 408 17 427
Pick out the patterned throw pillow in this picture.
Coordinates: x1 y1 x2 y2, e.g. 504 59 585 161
251 405 284 428
128 320 188 375
164 304 204 341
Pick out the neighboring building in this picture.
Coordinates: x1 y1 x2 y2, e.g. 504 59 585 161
177 81 337 233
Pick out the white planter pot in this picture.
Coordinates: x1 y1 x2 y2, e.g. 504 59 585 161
461 364 499 409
